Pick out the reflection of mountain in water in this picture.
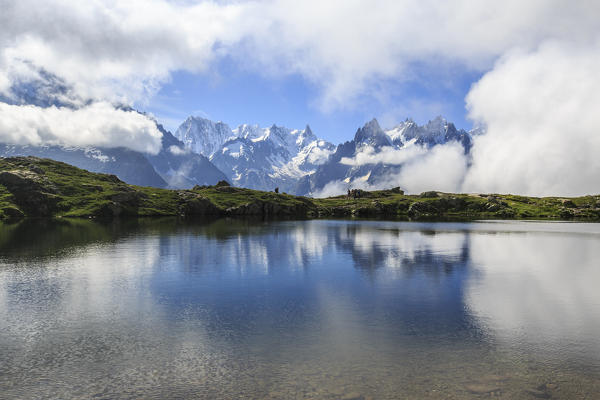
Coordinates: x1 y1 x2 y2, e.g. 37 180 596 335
2 219 600 367
147 220 480 342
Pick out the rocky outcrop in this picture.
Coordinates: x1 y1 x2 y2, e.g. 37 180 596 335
1 157 599 222
225 200 310 218
0 168 60 217
177 191 221 217
407 197 470 218
93 186 146 219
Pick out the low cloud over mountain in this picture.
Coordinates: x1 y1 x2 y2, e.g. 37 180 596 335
1 1 599 196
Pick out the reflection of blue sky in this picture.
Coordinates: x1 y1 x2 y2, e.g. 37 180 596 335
144 220 600 365
148 220 478 344
1 219 600 391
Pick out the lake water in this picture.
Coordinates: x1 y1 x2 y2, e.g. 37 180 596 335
1 218 599 399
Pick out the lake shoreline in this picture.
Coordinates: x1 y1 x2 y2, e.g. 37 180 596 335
2 156 600 223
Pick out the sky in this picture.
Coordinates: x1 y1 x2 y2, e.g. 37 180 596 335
143 58 481 142
1 0 600 195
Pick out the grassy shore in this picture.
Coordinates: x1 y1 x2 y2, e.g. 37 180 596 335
1 156 599 222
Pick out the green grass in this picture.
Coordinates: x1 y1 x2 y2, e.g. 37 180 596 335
191 186 314 211
1 156 599 222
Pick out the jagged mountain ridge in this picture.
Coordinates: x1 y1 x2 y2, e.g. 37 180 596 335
0 143 168 187
0 70 228 189
305 116 475 195
175 117 235 158
175 117 335 192
0 122 227 189
174 115 477 196
387 116 473 151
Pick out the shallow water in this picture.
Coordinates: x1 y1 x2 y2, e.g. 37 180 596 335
0 218 599 399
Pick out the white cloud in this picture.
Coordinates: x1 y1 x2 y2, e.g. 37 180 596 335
0 102 163 154
0 0 249 103
464 40 600 196
313 180 348 198
0 0 599 190
2 0 598 109
395 143 468 193
168 145 189 155
340 143 427 166
315 142 468 197
242 0 600 110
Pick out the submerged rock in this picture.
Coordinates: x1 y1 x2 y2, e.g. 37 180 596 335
1 206 25 221
526 388 551 398
465 383 501 394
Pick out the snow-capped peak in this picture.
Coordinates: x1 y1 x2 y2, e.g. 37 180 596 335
424 115 448 133
385 115 472 150
233 124 262 140
354 118 392 148
174 116 234 157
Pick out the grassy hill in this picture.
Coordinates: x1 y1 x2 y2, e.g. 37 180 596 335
1 156 599 222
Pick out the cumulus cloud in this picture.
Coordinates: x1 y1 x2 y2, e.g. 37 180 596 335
464 40 600 196
0 0 249 103
245 0 600 110
0 102 163 154
314 142 468 197
2 0 599 109
1 0 600 189
395 143 468 193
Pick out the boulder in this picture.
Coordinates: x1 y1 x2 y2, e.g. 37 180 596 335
215 186 238 193
419 191 439 198
0 170 60 217
94 201 124 219
407 201 440 218
561 199 576 208
179 195 220 217
559 208 574 219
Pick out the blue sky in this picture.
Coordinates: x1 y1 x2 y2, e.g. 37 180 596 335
144 59 481 143
2 0 599 195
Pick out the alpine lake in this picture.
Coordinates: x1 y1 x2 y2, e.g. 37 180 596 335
1 218 599 399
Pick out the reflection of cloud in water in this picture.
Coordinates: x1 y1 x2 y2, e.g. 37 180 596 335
3 220 600 397
332 224 467 271
158 220 469 276
466 232 600 362
0 236 163 334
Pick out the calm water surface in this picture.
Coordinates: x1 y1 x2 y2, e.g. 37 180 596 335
0 218 599 399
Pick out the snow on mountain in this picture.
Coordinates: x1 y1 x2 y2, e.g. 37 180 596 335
354 118 393 148
305 117 474 196
175 117 334 192
386 116 472 151
175 117 235 157
174 115 475 195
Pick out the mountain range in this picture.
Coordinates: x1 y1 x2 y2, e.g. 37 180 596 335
176 117 335 193
0 125 227 189
0 76 227 189
174 115 476 195
0 87 478 195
